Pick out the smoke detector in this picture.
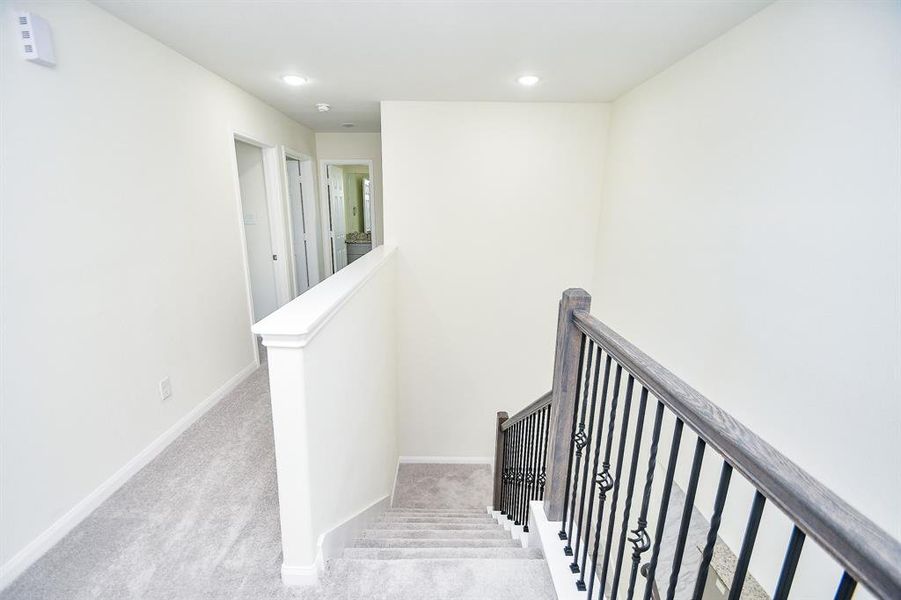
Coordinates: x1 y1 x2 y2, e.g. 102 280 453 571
315 103 331 112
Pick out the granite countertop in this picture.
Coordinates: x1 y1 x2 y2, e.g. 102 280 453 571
346 232 372 244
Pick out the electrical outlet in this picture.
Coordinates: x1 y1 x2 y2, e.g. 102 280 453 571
159 377 172 401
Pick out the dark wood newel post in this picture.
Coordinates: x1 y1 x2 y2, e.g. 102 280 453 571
544 288 591 520
492 411 509 510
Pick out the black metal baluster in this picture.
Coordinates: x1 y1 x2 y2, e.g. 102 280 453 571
509 420 518 522
576 355 613 590
691 462 733 600
559 334 588 541
625 400 664 600
586 364 623 600
526 408 542 528
834 572 857 600
518 417 528 525
610 387 650 599
597 375 636 599
530 410 539 511
522 413 535 531
538 405 550 500
515 420 525 525
665 437 706 600
565 341 596 555
772 527 805 600
642 419 683 600
570 348 604 573
499 428 507 516
727 491 765 600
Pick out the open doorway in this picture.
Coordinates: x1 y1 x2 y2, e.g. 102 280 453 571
284 152 320 298
234 139 280 323
322 160 375 274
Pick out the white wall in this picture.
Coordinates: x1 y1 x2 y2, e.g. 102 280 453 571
0 0 317 580
381 102 610 458
253 247 398 581
315 133 384 246
591 0 900 567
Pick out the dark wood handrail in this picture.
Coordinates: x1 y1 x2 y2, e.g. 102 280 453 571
501 391 552 431
572 309 901 599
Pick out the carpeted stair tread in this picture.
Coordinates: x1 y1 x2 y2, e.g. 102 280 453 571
359 528 509 539
369 521 501 530
342 547 544 559
385 510 488 517
321 558 555 600
376 516 496 524
351 537 521 548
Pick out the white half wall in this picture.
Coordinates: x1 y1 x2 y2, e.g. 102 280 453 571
315 133 384 247
381 101 610 458
591 0 900 555
253 246 398 583
0 0 316 580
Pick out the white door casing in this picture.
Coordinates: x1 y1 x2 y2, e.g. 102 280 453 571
328 165 348 271
362 178 372 233
234 139 279 322
286 159 311 295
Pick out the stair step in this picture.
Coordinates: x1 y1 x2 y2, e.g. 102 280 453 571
360 528 509 539
385 509 488 517
352 537 520 548
376 515 496 524
343 547 543 560
322 558 555 600
369 522 501 530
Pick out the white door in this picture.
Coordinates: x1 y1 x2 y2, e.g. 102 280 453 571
362 178 372 233
286 159 310 296
328 165 348 271
235 140 278 322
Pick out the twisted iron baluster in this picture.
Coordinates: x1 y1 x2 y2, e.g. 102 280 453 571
564 341 595 556
585 364 623 600
642 419 683 600
570 348 604 573
625 400 664 600
597 375 636 598
691 461 733 600
575 354 613 590
559 334 588 541
610 387 649 599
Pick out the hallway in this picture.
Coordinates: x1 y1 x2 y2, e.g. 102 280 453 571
2 360 314 600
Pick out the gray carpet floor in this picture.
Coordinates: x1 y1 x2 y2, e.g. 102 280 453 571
2 359 555 600
2 358 315 600
391 463 493 510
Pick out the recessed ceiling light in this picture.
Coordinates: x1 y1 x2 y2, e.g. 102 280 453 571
341 122 355 128
517 74 540 86
281 74 307 86
315 103 331 112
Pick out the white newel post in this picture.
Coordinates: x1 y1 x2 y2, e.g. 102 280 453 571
255 333 318 585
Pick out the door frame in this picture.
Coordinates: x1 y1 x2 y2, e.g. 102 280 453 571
281 147 320 297
318 158 376 276
229 130 291 364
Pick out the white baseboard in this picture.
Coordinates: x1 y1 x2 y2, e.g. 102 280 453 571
0 360 259 591
397 455 492 465
281 563 319 587
283 494 391 587
317 495 390 563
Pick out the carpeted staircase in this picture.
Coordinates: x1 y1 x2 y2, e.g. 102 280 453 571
317 507 555 599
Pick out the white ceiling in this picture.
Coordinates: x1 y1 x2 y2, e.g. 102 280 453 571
94 1 771 133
